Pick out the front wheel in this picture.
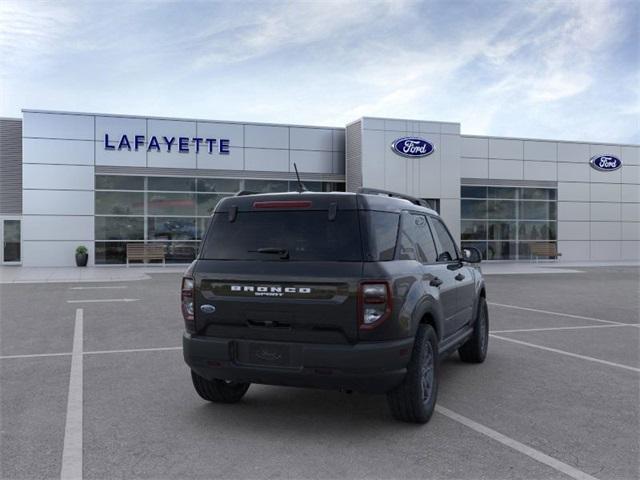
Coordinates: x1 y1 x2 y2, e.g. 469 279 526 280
458 297 489 363
191 371 250 403
386 324 439 423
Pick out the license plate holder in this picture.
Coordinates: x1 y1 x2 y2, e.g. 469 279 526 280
242 342 291 367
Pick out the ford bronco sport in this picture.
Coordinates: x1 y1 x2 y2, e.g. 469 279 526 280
181 188 488 423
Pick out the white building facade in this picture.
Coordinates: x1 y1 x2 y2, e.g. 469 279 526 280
0 109 637 266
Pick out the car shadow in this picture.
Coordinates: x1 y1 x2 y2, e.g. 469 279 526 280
185 356 477 436
190 386 401 434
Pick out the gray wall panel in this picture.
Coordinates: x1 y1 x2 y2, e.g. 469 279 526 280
23 112 93 140
290 127 333 151
24 138 94 166
0 118 22 214
245 125 288 149
345 121 362 192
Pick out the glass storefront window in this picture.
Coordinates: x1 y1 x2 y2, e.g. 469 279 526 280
461 199 487 219
147 192 196 216
520 201 556 220
244 179 289 192
460 185 557 260
487 241 517 260
461 220 486 240
487 187 516 199
518 221 556 240
461 186 487 198
95 191 144 215
521 188 556 200
95 241 198 264
148 177 195 192
487 200 516 219
94 175 346 264
95 216 144 240
147 217 196 240
95 241 129 264
158 241 199 263
197 178 241 193
95 175 144 190
488 221 516 240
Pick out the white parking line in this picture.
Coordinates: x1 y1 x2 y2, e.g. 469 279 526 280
436 405 600 480
0 351 72 360
0 346 182 360
491 324 639 334
60 308 83 480
69 286 127 290
84 346 181 355
488 302 626 326
490 334 640 373
66 298 139 304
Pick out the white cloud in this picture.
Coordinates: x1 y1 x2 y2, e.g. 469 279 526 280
191 0 412 68
0 0 636 143
0 1 77 64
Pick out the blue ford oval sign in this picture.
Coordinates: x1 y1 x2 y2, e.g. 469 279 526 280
590 155 622 172
391 137 435 158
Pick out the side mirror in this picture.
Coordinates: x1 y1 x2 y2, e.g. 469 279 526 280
462 247 482 263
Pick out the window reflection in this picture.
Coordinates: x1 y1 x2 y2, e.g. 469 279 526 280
461 186 557 259
94 175 346 264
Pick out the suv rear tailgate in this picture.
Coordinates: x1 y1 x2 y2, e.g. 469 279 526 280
194 260 362 344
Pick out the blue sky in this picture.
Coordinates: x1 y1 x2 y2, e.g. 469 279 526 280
1 0 638 143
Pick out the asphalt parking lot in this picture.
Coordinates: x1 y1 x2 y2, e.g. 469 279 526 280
1 266 638 480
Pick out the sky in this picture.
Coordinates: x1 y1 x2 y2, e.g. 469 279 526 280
0 0 638 143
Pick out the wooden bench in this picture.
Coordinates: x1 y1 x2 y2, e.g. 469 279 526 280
126 244 165 266
529 243 561 261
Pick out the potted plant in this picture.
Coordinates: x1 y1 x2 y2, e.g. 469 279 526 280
75 245 88 267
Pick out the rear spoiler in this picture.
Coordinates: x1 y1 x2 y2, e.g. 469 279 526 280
357 187 429 208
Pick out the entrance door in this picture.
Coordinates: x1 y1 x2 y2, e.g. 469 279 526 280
2 219 21 264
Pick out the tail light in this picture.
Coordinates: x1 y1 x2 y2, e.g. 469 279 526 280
181 277 195 332
358 282 392 330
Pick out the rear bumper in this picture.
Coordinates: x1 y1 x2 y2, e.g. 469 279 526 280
183 333 414 393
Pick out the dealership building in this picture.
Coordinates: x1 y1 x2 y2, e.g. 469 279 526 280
0 109 638 267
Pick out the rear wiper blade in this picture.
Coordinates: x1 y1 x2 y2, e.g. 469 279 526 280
249 247 290 259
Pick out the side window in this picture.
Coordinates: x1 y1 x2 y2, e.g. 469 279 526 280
415 216 438 263
430 217 458 262
397 213 438 263
365 211 400 261
398 215 419 261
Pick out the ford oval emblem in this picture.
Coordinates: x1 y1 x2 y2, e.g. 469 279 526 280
200 304 216 314
590 155 622 172
391 137 435 158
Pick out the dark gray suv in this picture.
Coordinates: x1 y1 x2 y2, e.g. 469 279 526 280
181 188 488 423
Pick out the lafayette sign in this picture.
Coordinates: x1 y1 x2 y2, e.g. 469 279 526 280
104 134 230 154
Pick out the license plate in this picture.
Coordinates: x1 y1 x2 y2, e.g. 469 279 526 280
247 343 290 367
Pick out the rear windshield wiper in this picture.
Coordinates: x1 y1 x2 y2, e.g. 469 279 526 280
249 247 290 260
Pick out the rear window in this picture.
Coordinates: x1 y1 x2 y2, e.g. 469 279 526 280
201 210 362 261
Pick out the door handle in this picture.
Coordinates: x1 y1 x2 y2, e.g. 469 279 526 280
429 277 443 287
455 273 465 281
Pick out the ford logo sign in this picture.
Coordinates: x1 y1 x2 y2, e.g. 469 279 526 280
590 155 622 172
391 137 435 158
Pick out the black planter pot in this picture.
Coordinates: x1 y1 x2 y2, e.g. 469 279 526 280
75 253 88 267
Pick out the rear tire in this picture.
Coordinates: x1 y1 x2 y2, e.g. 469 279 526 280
458 297 489 363
386 324 438 424
191 371 250 403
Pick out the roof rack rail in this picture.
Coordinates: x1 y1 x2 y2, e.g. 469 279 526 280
234 190 259 196
357 187 429 208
